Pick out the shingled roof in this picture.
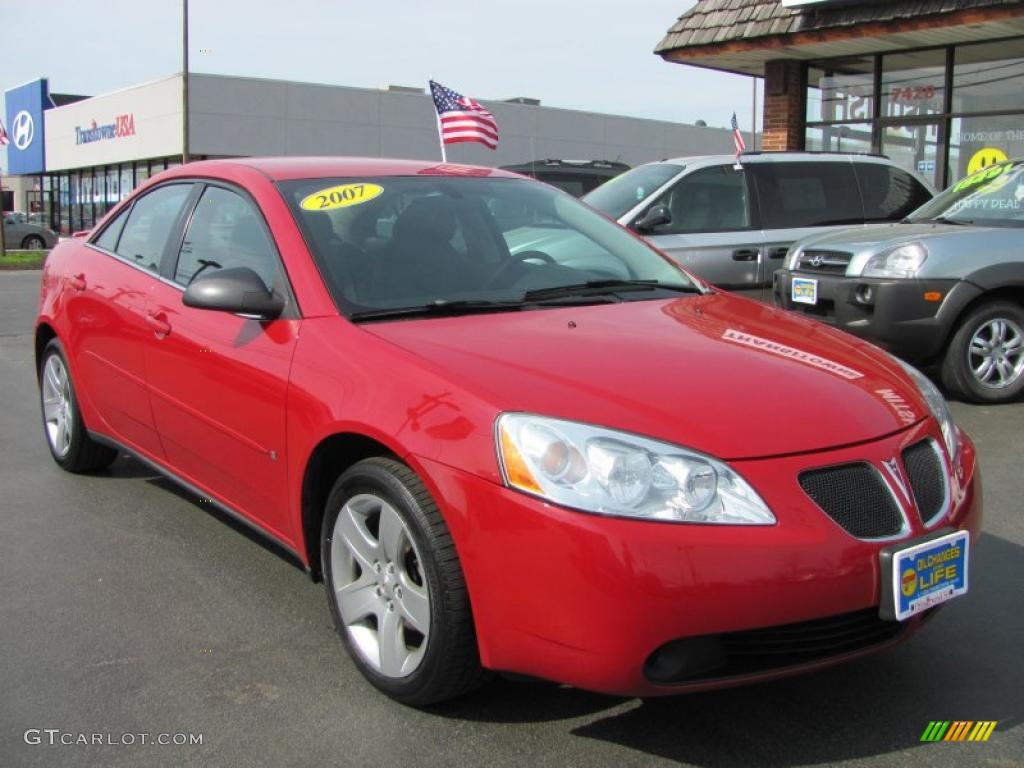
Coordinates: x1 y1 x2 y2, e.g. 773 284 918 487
655 0 1024 74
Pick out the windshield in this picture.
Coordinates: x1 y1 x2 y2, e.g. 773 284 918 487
279 176 698 318
582 163 683 220
908 161 1024 227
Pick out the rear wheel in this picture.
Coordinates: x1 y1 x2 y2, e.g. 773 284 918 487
321 457 489 705
38 339 118 472
941 300 1024 403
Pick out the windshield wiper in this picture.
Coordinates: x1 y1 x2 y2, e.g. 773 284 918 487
931 216 972 226
350 299 526 322
521 279 701 302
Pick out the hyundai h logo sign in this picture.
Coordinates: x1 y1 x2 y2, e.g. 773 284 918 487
12 110 34 150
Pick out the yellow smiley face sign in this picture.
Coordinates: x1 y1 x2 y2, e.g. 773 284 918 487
967 147 1009 176
300 183 384 211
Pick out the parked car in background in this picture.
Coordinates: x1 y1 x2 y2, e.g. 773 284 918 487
500 159 629 197
3 213 58 250
36 157 979 706
776 158 1024 404
583 152 933 301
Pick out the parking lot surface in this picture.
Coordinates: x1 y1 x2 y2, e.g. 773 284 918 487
1 270 1021 768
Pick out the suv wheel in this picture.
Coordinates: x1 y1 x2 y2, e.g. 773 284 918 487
941 301 1024 403
321 457 489 705
38 339 119 472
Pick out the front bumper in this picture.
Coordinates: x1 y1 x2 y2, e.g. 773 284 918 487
773 271 981 363
416 421 982 697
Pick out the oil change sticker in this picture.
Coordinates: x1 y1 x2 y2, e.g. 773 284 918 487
300 183 383 211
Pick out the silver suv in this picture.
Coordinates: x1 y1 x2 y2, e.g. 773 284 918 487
776 159 1024 404
583 152 932 302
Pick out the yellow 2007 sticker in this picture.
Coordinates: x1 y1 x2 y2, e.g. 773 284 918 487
300 183 383 211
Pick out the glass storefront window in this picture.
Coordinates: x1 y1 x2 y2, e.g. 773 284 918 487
948 116 1024 183
805 123 873 154
882 49 946 120
954 39 1024 114
807 56 875 123
881 122 942 189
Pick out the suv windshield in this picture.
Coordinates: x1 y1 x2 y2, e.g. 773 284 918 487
908 161 1024 227
582 163 683 219
279 176 698 318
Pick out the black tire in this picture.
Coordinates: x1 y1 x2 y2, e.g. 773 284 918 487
21 234 46 250
38 339 118 472
941 300 1024 404
321 457 490 706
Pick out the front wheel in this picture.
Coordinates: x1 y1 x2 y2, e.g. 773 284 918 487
941 300 1024 403
38 339 118 472
22 234 46 250
321 457 489 705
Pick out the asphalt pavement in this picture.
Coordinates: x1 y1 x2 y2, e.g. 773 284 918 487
1 269 1021 768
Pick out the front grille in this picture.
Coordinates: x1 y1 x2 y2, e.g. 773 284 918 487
797 250 853 274
903 440 948 525
645 607 922 684
799 463 903 538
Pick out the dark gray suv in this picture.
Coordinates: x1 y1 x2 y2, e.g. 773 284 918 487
583 152 933 302
775 159 1024 404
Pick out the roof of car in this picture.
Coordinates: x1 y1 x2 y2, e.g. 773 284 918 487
657 151 893 166
170 156 524 181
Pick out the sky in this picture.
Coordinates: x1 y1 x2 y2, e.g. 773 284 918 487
0 0 759 169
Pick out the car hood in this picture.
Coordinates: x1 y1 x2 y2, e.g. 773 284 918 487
795 221 971 253
362 293 927 460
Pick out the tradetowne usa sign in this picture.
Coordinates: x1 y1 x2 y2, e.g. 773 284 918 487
75 114 136 145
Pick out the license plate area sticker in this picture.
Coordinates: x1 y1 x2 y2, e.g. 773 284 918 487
885 530 969 622
792 277 818 305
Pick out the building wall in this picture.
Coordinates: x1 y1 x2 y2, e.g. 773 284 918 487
188 74 741 166
45 76 183 172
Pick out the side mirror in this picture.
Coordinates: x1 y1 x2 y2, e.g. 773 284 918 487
634 204 671 233
183 267 285 320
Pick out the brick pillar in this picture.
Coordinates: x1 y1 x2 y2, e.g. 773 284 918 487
762 60 804 151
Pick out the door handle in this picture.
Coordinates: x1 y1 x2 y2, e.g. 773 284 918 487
766 246 790 260
146 312 172 337
732 248 759 262
69 273 87 291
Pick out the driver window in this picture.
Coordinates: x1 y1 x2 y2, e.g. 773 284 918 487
648 166 751 234
173 186 282 289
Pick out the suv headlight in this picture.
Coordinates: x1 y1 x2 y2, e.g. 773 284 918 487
862 243 927 278
896 360 958 461
496 413 775 524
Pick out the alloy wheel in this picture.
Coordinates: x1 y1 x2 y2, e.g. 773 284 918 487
329 493 430 678
968 317 1024 390
41 354 73 458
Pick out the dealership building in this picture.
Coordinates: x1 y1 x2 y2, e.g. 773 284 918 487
656 0 1024 190
2 74 739 234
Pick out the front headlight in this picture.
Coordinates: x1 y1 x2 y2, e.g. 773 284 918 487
861 242 927 278
496 413 775 524
896 360 958 461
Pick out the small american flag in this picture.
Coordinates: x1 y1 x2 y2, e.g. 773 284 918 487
430 80 499 150
0 118 9 146
731 113 746 158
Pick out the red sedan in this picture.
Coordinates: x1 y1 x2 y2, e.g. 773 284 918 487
35 157 981 705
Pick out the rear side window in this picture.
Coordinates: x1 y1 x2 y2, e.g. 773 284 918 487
173 185 282 290
93 206 131 252
115 184 193 272
751 162 862 229
855 163 933 221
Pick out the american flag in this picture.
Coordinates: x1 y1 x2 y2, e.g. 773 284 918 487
0 118 9 146
731 112 746 157
430 80 499 150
